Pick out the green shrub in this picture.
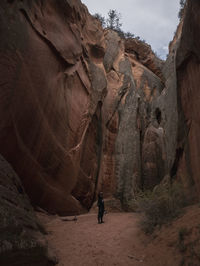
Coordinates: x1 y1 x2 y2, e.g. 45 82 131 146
136 183 187 234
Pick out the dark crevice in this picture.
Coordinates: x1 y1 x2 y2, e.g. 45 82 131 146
155 107 162 124
140 129 144 190
89 44 105 59
76 67 90 95
71 102 103 210
170 147 184 178
16 184 24 194
106 82 129 129
91 101 103 208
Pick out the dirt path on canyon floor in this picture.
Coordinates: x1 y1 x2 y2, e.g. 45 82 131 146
37 211 186 266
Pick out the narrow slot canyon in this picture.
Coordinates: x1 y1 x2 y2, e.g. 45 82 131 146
1 0 200 265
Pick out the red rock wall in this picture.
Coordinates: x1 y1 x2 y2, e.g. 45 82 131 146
169 0 200 201
176 56 200 196
0 153 56 265
1 0 184 214
98 31 164 204
0 0 107 215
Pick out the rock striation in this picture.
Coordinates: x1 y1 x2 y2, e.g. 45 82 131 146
97 31 165 204
0 0 107 215
0 0 164 213
173 0 200 200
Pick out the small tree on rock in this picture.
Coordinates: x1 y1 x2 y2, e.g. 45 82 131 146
106 9 122 31
178 0 186 20
93 9 136 40
93 13 106 27
124 32 135 39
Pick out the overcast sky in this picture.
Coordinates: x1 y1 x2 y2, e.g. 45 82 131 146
81 0 180 59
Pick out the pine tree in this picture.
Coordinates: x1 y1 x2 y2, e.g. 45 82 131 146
93 13 106 28
106 9 122 31
178 0 186 20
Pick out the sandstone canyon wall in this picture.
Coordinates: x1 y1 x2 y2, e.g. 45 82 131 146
99 32 165 206
0 154 55 265
0 0 107 215
0 0 200 216
174 0 200 200
0 0 166 214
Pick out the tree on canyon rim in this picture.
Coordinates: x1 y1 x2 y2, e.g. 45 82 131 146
93 13 106 28
94 9 122 32
93 9 135 39
106 9 122 31
178 0 186 20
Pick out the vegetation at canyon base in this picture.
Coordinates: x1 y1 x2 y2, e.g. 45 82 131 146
177 224 200 266
135 183 187 234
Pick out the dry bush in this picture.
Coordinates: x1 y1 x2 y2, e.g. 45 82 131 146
136 183 187 234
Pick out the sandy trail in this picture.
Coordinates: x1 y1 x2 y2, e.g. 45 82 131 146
38 205 200 266
39 212 146 266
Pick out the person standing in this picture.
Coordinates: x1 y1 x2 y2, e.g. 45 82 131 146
97 192 105 224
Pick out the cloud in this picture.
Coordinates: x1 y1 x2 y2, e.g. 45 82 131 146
81 0 180 59
163 46 169 51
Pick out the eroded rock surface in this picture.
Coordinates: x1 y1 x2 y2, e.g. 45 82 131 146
125 38 164 81
0 154 56 266
0 0 107 215
174 0 200 199
142 124 166 189
0 0 167 213
98 31 165 205
1 0 200 214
